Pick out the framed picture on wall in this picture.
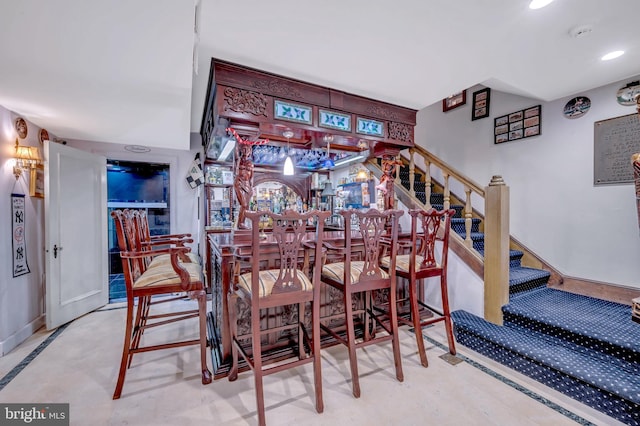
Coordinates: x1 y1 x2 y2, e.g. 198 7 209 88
442 90 466 112
494 105 541 144
30 165 44 198
471 88 491 120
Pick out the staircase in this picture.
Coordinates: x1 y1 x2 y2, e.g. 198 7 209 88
392 161 640 425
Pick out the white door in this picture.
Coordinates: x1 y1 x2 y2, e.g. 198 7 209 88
45 141 108 330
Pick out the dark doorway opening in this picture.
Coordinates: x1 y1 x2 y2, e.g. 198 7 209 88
107 160 170 302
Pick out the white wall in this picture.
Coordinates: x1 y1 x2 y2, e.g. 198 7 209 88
0 106 48 355
416 75 640 289
0 103 202 356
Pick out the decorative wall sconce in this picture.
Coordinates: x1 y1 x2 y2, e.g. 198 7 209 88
13 139 42 180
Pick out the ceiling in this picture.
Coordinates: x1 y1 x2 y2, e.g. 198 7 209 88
1 0 639 151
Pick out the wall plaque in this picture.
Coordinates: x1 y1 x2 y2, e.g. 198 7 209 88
594 113 640 185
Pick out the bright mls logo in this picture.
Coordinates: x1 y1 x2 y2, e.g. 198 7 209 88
1 404 69 425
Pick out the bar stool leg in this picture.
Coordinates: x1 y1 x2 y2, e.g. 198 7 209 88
298 302 306 359
312 297 324 413
198 290 212 384
344 290 361 398
388 281 404 382
251 307 266 426
113 297 134 399
440 275 456 355
228 293 239 382
410 278 429 367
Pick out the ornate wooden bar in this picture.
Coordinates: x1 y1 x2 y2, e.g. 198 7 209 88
199 59 420 378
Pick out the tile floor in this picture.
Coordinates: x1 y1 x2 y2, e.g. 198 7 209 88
0 299 625 426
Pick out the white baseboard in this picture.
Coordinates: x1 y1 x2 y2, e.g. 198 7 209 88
0 315 45 357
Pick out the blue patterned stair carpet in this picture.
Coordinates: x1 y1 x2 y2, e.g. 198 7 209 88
452 289 640 425
394 168 640 425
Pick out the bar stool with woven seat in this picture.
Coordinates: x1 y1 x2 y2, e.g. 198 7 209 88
110 209 211 399
381 208 456 368
228 209 329 426
124 209 200 362
320 208 404 398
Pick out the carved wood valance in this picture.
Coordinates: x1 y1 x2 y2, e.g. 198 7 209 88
200 59 417 159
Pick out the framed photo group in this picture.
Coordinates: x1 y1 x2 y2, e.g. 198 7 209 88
471 88 490 120
494 105 541 144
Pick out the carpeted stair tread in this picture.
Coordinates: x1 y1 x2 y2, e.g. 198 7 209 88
503 288 640 358
451 310 640 405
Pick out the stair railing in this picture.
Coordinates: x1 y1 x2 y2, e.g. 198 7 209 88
368 144 510 325
404 146 485 250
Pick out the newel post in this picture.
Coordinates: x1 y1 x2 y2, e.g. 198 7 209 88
484 175 510 325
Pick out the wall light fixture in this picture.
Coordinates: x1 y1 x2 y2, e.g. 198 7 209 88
13 139 42 180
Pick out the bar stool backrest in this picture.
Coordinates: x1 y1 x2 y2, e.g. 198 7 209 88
244 209 330 296
410 208 455 269
339 208 403 285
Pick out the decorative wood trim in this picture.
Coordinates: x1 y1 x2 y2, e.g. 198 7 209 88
223 87 268 116
214 60 331 106
330 89 416 125
250 79 304 100
202 59 417 155
388 122 413 143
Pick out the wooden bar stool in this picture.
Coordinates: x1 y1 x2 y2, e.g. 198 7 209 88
381 208 456 367
228 209 329 426
320 208 404 398
110 209 211 399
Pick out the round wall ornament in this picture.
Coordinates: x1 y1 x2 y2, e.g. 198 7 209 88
14 117 28 139
616 81 640 106
563 96 591 119
39 128 50 145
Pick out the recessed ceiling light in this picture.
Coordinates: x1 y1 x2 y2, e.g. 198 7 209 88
529 0 554 9
601 50 624 61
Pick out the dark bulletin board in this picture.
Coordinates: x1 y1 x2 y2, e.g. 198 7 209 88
593 113 640 185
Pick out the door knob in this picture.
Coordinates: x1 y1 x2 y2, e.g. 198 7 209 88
53 244 63 258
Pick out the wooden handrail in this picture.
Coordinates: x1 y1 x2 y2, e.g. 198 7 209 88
407 143 485 197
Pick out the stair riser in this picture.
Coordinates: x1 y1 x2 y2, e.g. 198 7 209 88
451 220 480 234
503 311 640 363
508 276 549 295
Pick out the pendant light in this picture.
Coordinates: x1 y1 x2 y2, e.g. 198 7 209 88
322 134 335 169
283 129 294 175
